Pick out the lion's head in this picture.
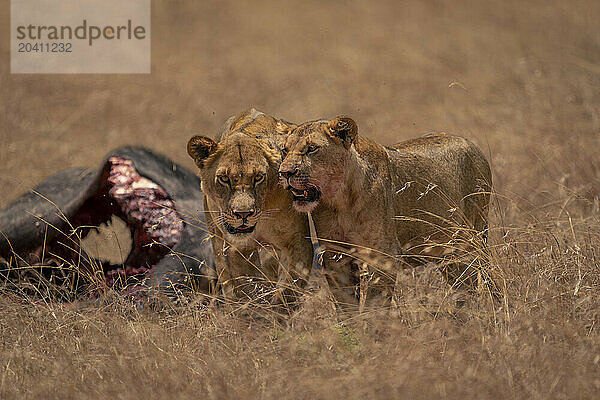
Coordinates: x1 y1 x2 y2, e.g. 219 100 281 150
188 110 293 244
279 116 358 212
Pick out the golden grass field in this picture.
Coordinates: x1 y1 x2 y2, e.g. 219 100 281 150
1 0 600 398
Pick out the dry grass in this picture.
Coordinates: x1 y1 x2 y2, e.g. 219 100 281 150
1 0 600 398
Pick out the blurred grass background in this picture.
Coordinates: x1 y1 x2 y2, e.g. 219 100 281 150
1 0 599 398
1 0 598 219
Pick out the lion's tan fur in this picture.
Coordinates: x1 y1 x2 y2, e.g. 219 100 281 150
187 109 312 300
280 117 492 301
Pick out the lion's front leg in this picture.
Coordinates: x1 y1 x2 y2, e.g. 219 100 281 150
202 196 231 302
354 238 402 311
221 246 264 302
271 232 315 308
203 196 259 302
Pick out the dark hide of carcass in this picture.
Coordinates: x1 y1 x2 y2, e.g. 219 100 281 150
0 147 214 299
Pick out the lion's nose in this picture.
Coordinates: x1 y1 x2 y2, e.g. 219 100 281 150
233 210 255 220
279 168 298 180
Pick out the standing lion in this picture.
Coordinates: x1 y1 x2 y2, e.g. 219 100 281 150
187 109 314 304
279 116 494 306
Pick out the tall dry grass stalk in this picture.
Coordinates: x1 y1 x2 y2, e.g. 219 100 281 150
1 0 599 397
1 179 599 398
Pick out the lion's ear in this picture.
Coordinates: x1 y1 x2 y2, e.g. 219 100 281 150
327 117 358 149
187 136 218 168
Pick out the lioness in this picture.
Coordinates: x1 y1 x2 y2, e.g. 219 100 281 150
279 116 493 303
187 109 313 302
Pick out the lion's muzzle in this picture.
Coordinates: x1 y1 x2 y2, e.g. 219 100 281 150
279 161 322 210
224 221 256 235
279 172 321 205
222 208 258 236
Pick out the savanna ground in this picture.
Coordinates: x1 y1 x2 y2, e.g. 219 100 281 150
1 0 600 398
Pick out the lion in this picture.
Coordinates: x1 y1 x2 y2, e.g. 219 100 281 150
278 116 494 305
187 109 314 303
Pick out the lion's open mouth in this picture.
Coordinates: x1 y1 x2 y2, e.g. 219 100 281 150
290 186 321 203
224 222 256 235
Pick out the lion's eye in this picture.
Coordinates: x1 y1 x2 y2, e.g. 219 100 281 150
217 175 230 186
254 173 266 185
306 145 319 155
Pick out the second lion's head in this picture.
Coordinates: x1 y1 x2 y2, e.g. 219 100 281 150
279 116 358 212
